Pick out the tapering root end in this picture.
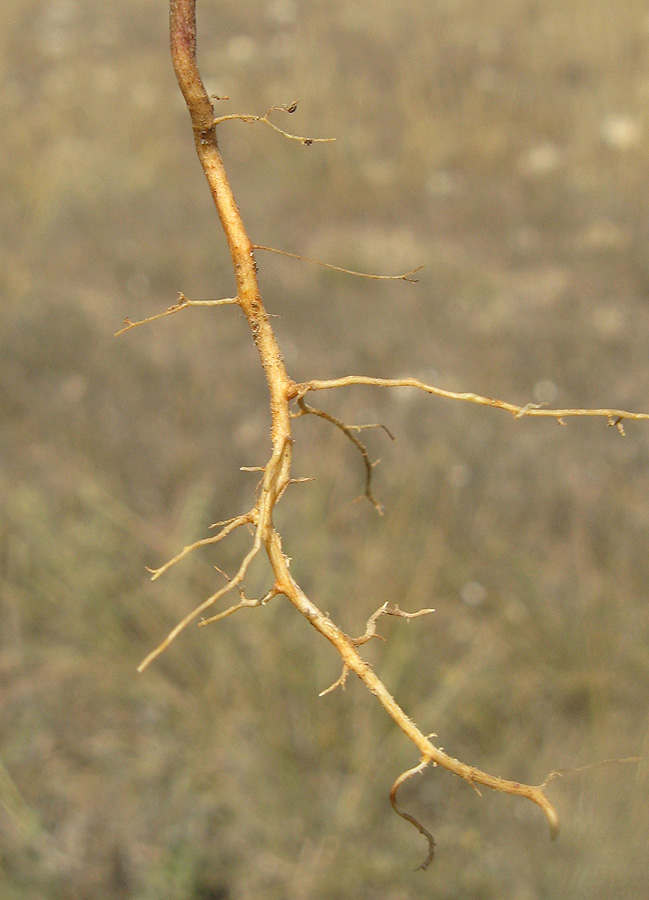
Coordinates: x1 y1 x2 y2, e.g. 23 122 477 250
540 794 560 840
390 760 435 870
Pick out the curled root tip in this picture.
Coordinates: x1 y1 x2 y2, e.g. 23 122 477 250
390 759 435 870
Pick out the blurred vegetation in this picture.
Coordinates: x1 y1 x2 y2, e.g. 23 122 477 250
2 0 649 897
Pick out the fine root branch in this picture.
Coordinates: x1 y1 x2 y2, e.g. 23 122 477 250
294 396 385 513
254 244 424 282
138 531 262 672
319 603 436 693
297 376 649 426
319 664 350 697
213 103 334 145
354 602 436 646
146 513 254 581
199 586 279 627
390 759 436 870
540 755 642 788
116 292 238 335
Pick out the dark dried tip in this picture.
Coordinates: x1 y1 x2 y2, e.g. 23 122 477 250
287 102 298 113
416 835 436 871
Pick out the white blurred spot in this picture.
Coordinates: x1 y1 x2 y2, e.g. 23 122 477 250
392 384 419 404
600 114 642 150
461 581 487 607
533 379 558 404
519 142 562 175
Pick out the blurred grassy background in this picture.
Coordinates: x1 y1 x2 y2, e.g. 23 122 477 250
2 0 649 897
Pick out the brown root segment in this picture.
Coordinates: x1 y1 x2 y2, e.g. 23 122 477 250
136 0 646 861
253 244 424 282
390 760 436 870
293 396 385 513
